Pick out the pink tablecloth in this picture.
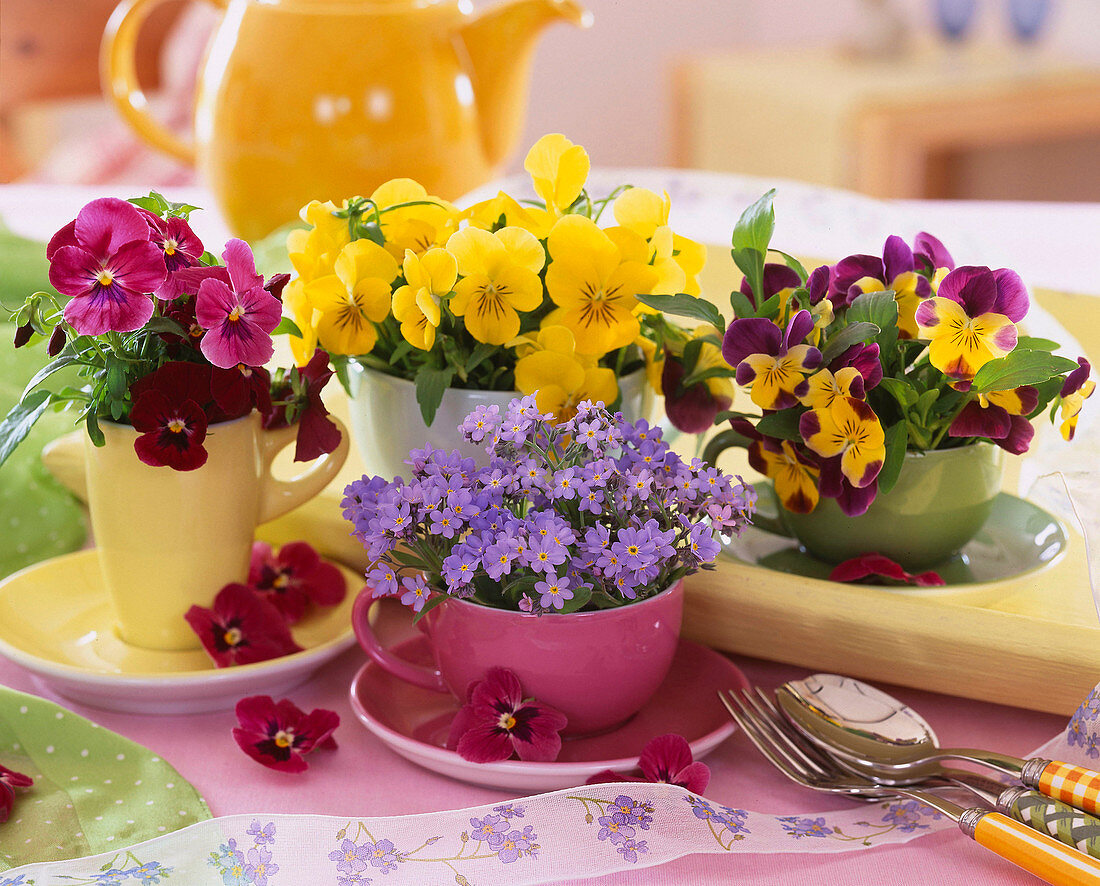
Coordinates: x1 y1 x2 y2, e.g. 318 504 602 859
0 646 1067 885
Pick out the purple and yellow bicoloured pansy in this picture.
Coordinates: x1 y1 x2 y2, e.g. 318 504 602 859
830 342 883 392
830 235 932 338
1058 357 1095 441
799 396 885 490
949 385 1038 455
914 265 1028 388
798 366 866 411
722 310 821 410
757 439 821 514
912 232 955 277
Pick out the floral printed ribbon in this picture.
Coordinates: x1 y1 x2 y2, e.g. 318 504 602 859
6 684 1098 886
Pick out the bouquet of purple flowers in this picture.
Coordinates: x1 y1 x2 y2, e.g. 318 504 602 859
342 395 755 615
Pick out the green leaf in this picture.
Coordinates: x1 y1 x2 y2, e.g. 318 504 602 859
1028 376 1063 418
105 358 128 400
819 321 880 365
360 221 386 247
21 352 84 400
557 586 593 614
634 293 724 330
846 289 898 331
755 409 803 441
411 593 450 624
914 388 940 424
877 376 919 409
1015 336 1059 352
0 390 52 467
728 289 755 320
128 192 169 215
970 350 1080 394
464 342 498 375
730 189 776 304
681 337 704 376
681 366 734 389
770 249 808 282
877 421 908 496
272 317 304 338
414 365 455 427
754 290 784 322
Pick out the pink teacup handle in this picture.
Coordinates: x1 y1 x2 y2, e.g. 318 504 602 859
352 589 448 693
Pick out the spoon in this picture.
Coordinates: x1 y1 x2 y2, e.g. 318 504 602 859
777 674 1100 820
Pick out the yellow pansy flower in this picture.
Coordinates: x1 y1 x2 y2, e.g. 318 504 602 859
286 199 352 283
636 335 664 393
446 226 545 345
613 187 706 295
544 215 658 356
800 396 886 489
798 366 865 411
758 440 820 514
304 239 399 355
392 247 458 351
370 178 458 261
524 134 590 216
514 325 618 422
463 191 555 239
283 278 320 366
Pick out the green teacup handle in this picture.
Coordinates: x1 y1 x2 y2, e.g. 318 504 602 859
750 482 793 537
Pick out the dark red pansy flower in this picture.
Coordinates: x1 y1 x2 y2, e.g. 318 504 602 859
445 667 567 763
185 583 302 668
247 541 346 624
661 355 731 434
130 360 215 411
293 349 342 463
210 364 273 423
586 733 711 793
0 764 33 823
264 273 291 301
232 695 339 773
830 553 945 587
131 390 209 471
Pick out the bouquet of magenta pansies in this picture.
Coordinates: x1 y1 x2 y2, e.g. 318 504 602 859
649 190 1094 517
342 395 755 617
0 192 342 470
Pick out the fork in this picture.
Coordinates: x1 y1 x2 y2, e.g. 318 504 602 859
720 687 1100 886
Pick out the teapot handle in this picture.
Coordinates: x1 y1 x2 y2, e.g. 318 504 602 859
101 0 226 163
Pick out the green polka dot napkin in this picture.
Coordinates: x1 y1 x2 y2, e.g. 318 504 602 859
0 687 210 869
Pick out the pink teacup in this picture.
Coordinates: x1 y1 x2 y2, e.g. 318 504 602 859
352 582 684 737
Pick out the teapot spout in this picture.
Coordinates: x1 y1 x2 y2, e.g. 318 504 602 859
457 0 591 168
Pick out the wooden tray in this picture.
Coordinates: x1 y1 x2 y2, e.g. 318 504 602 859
681 523 1099 716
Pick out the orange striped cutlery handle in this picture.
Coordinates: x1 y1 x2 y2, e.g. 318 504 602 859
1025 759 1100 817
971 812 1100 885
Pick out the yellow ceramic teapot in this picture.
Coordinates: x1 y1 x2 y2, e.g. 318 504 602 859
103 0 589 240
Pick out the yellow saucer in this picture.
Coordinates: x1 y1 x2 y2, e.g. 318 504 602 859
0 549 361 714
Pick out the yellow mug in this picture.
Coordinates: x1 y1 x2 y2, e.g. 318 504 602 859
83 412 349 651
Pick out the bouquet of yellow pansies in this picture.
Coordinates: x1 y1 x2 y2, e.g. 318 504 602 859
280 134 727 428
652 191 1093 518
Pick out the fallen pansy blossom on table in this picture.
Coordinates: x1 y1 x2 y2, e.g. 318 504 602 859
829 553 946 587
446 667 567 763
1 763 33 823
185 582 303 667
249 541 347 624
233 695 339 773
586 733 711 793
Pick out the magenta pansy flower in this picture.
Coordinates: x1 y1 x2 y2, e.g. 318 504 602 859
131 390 209 471
915 265 1027 387
830 235 931 338
185 582 302 668
232 695 339 773
661 353 732 434
0 764 33 823
830 553 945 587
248 541 346 624
47 197 166 335
446 667 568 763
586 733 711 793
722 309 821 410
138 209 205 299
196 239 282 368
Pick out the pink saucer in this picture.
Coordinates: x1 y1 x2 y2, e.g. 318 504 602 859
349 636 746 791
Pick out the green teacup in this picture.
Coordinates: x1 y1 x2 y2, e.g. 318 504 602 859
754 443 1006 571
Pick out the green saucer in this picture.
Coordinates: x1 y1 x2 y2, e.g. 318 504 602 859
724 493 1067 585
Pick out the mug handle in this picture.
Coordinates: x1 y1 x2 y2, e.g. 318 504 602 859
257 417 350 524
352 590 449 693
101 0 226 163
